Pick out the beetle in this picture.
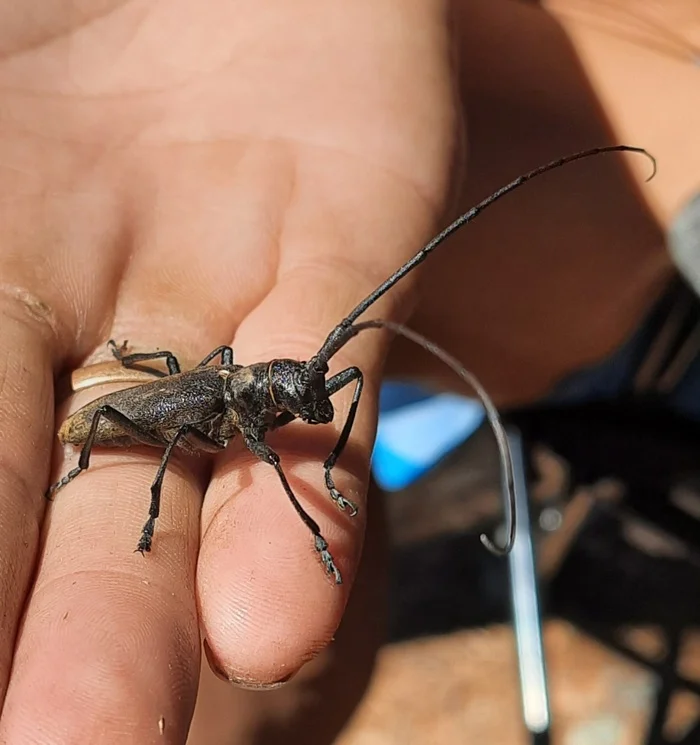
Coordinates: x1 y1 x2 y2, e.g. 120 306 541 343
47 145 655 584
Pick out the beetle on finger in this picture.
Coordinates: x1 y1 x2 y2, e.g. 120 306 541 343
48 145 656 584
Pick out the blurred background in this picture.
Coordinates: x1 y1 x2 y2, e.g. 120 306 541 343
331 2 700 743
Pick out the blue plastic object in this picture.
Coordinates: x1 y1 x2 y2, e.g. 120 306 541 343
371 383 485 491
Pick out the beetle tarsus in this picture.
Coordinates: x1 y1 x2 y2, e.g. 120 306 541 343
315 535 342 585
108 339 130 359
324 471 358 516
45 466 83 501
137 518 155 554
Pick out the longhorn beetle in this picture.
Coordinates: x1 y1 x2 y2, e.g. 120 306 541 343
47 145 655 585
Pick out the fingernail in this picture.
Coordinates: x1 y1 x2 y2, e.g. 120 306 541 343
227 671 297 690
203 639 298 689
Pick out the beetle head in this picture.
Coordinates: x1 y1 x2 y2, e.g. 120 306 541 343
269 359 333 424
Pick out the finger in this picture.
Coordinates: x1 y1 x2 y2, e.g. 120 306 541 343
0 299 55 706
0 339 203 743
197 165 439 685
187 479 388 743
0 142 290 740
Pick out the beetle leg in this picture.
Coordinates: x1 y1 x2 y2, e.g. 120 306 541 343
136 422 202 554
109 339 181 376
46 405 163 499
196 346 234 367
321 367 363 517
244 436 342 585
269 368 363 517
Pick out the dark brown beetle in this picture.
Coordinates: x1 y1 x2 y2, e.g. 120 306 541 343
48 146 655 584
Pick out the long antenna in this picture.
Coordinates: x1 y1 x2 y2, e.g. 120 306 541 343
313 145 655 364
346 319 517 555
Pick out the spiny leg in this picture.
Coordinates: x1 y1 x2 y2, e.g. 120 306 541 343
45 406 163 500
321 367 363 517
196 346 234 367
244 436 342 585
109 339 181 376
136 423 198 554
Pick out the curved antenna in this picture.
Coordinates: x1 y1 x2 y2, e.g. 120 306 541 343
350 319 516 556
313 145 656 365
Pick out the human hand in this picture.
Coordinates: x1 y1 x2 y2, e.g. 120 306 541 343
0 1 457 741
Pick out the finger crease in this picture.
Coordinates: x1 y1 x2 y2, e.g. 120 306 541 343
0 283 62 348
